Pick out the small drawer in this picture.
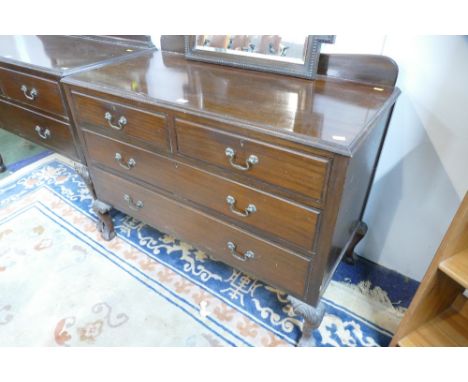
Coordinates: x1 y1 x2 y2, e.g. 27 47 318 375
84 131 321 252
0 98 77 160
71 91 170 152
0 67 66 117
175 118 330 204
91 167 311 298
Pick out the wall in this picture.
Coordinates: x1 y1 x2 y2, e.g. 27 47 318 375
323 36 468 281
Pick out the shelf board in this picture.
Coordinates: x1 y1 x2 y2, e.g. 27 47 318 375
398 305 468 347
439 248 468 288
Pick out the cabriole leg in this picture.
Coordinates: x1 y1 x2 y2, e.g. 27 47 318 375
288 296 325 347
74 163 115 241
344 221 368 265
93 199 115 241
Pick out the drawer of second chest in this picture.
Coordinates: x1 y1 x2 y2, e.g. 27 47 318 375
0 98 77 160
0 67 66 117
84 130 320 253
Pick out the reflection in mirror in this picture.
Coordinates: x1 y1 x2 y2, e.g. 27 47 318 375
195 35 308 64
185 35 335 80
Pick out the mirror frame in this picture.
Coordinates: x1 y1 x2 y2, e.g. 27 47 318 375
184 35 335 79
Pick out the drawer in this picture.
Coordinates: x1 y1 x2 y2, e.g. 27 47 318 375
91 167 311 298
84 131 320 252
175 118 330 203
0 98 77 160
0 67 66 117
71 91 170 152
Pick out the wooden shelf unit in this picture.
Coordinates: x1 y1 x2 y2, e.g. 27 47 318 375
439 248 468 289
391 193 468 347
398 295 468 346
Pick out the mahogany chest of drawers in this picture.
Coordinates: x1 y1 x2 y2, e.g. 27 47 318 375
59 47 400 346
0 35 151 165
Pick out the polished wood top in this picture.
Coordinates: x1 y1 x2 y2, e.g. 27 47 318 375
0 36 146 76
63 50 400 155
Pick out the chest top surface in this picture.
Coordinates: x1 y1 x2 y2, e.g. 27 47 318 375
0 35 146 76
63 50 400 155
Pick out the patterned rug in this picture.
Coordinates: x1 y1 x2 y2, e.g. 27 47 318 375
0 154 418 346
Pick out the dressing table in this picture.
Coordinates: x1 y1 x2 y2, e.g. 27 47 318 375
61 38 400 346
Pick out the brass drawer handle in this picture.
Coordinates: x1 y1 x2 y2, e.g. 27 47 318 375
226 195 256 217
225 147 258 171
34 125 51 140
123 194 144 211
114 152 136 170
20 85 38 101
104 111 127 130
227 241 255 262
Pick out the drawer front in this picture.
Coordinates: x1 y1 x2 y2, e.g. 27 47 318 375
92 167 311 298
0 98 77 160
85 131 320 252
71 91 170 152
0 67 66 117
175 118 329 203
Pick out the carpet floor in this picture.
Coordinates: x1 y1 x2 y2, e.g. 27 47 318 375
0 129 48 181
0 153 418 346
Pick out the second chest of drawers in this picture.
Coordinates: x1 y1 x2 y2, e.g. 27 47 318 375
0 63 80 160
0 35 153 164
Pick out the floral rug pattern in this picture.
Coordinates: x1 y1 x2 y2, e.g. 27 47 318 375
0 154 418 346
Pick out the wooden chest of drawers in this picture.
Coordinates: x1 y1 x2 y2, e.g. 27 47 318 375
61 47 400 346
0 35 152 165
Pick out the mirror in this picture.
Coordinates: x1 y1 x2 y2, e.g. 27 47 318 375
196 35 309 64
185 35 334 79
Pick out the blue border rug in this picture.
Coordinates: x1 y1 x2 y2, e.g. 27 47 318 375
0 154 418 346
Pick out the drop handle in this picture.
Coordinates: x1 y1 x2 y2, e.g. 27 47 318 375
226 195 256 217
34 125 50 140
123 194 144 211
227 241 255 262
114 152 136 170
20 84 38 101
104 111 127 130
225 147 258 171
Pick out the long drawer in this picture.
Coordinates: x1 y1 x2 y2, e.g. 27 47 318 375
84 130 320 252
0 67 66 117
91 167 311 298
0 98 77 160
175 118 330 204
70 90 170 153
